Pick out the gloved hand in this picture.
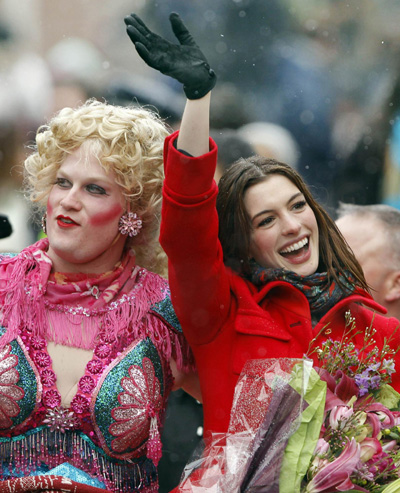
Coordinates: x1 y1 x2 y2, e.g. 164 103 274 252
124 12 217 100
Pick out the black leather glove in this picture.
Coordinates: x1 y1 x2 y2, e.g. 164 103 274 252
124 12 217 100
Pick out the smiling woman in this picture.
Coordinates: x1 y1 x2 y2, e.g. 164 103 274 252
124 11 400 489
0 99 198 492
243 174 319 276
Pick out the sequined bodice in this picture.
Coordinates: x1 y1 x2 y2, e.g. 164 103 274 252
0 248 192 492
1 325 167 440
0 321 172 492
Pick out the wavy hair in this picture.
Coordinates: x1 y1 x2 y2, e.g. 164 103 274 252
24 99 170 277
216 155 369 292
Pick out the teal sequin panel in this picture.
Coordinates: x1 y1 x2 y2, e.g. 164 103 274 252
45 463 106 489
94 337 164 454
151 292 182 333
0 253 17 260
0 326 38 428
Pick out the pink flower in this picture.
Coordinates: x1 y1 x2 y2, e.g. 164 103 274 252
71 395 89 414
391 410 400 426
78 375 95 393
367 451 397 477
118 212 142 237
363 402 395 438
310 439 331 475
94 344 111 359
87 359 103 374
35 351 51 368
305 439 362 493
109 358 162 453
329 405 353 430
382 440 397 453
0 345 24 428
41 368 56 387
314 438 330 455
316 368 359 412
100 331 117 344
30 336 46 350
359 437 382 463
43 389 61 408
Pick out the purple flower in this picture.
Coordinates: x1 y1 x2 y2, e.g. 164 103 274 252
367 362 381 372
354 374 370 396
369 375 381 390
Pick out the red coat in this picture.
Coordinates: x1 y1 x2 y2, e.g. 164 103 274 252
160 131 400 439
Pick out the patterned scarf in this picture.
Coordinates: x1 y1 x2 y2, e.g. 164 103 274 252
249 261 356 317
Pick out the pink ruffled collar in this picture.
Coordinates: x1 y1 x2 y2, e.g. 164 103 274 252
0 238 164 350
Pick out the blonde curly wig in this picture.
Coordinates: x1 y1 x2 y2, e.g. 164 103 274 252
24 99 171 277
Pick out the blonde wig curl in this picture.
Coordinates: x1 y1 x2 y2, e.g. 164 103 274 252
24 99 170 277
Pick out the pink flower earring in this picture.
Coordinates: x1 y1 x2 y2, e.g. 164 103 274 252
119 212 143 237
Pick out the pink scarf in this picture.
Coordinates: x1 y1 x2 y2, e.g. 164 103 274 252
0 238 167 351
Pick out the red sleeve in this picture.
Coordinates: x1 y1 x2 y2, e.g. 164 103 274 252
385 316 400 392
160 131 232 346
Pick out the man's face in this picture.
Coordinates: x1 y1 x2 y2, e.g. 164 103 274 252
336 215 394 307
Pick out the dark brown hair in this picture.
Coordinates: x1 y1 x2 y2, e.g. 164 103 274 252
216 155 369 292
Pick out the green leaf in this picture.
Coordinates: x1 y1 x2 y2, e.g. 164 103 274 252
376 384 400 410
279 363 327 493
381 478 400 493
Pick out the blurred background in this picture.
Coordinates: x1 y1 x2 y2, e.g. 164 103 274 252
1 0 400 488
2 0 400 252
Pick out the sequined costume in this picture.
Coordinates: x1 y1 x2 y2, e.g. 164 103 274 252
0 240 193 493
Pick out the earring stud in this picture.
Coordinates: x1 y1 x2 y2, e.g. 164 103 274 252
119 212 142 237
41 212 47 235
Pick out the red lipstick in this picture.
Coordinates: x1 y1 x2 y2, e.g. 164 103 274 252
56 215 79 228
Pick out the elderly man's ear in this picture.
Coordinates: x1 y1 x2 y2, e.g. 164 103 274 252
385 271 400 302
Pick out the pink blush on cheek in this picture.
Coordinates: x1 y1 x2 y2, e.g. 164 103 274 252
89 204 124 226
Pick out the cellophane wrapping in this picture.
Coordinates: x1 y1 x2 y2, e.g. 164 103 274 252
176 358 321 492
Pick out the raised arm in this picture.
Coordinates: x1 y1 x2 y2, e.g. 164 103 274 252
124 12 215 156
124 12 231 347
177 95 211 156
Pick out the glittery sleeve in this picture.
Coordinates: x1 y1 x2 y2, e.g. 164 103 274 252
150 292 195 373
150 290 182 334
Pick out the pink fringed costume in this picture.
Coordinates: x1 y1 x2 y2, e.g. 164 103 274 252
0 239 194 493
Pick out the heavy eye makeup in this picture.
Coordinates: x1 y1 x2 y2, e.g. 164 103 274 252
54 177 107 195
54 177 71 188
85 183 108 195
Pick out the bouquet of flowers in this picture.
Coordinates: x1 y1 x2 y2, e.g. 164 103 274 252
297 310 400 492
177 311 400 492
